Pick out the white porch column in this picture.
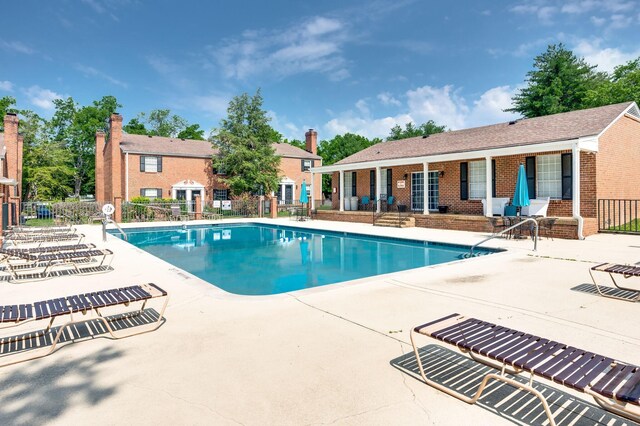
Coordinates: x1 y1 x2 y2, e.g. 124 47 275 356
423 162 429 215
171 188 177 199
375 166 381 213
572 144 584 239
310 172 315 210
339 170 344 212
485 156 493 217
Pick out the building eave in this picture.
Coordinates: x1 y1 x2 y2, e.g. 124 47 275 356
311 137 599 173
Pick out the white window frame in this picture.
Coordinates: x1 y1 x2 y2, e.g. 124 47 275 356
343 172 352 197
143 156 159 173
142 188 162 199
468 160 486 199
536 154 562 199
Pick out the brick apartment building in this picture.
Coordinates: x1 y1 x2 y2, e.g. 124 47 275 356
95 114 322 207
311 102 640 239
0 113 23 231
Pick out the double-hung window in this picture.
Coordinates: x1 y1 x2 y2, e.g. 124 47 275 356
214 189 229 200
140 156 162 173
301 159 313 171
468 160 486 199
141 188 162 199
536 154 562 198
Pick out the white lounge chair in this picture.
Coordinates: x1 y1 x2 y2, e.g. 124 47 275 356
522 197 550 217
481 198 510 216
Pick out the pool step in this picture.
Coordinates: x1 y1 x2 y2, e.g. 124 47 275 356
373 214 415 228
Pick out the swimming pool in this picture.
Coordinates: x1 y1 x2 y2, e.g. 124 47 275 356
114 223 497 295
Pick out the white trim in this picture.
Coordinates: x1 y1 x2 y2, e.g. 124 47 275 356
125 152 129 201
572 144 584 240
596 102 639 139
375 166 381 213
310 172 315 210
310 138 597 174
422 162 429 215
485 156 492 217
339 170 344 212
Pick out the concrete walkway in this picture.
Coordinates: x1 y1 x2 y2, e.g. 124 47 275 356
0 219 638 425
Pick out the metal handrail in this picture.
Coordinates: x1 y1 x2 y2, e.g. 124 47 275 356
468 217 538 256
102 217 128 242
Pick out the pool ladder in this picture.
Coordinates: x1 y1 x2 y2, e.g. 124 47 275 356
467 217 538 257
102 217 128 242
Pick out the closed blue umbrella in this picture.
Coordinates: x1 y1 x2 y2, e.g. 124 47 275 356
299 180 308 204
512 164 530 210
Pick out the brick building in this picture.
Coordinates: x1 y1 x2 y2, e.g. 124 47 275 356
95 114 322 206
311 102 640 239
0 113 23 231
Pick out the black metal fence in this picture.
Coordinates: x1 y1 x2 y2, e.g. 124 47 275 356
598 199 640 234
20 201 105 225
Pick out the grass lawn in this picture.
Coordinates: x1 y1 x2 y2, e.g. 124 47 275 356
24 218 55 227
609 218 640 232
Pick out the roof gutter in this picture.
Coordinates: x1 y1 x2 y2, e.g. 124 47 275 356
311 137 599 173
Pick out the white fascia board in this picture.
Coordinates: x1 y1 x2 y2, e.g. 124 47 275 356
310 139 581 173
577 135 599 152
596 102 638 139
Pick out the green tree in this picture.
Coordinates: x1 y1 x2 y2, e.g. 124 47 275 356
317 133 380 193
282 138 305 150
49 95 121 196
507 44 606 118
123 117 148 135
177 123 205 140
136 109 188 137
0 96 17 130
211 90 281 195
584 57 640 107
387 120 446 141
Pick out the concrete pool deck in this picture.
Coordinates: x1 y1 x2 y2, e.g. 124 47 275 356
0 219 638 425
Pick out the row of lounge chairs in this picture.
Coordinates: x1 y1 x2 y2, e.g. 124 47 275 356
0 226 109 282
0 225 170 367
408 262 640 425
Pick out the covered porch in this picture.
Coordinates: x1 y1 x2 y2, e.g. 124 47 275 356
310 137 599 239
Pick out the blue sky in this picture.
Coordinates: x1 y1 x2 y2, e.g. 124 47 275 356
1 0 639 141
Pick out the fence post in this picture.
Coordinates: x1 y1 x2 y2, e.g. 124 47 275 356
114 197 122 222
258 195 264 218
194 195 202 220
270 197 278 219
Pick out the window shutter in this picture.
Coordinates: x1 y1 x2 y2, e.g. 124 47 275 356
525 157 536 199
460 162 468 200
140 156 145 172
561 153 572 200
311 160 314 168
301 159 305 171
491 159 496 198
140 188 145 196
352 172 357 196
369 170 376 199
156 189 163 198
387 169 392 196
157 156 162 172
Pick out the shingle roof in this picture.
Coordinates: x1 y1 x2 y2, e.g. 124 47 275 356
336 102 634 165
119 134 320 160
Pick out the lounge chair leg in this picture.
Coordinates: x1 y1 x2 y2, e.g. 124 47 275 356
95 295 169 339
586 389 640 424
589 268 640 302
410 330 557 426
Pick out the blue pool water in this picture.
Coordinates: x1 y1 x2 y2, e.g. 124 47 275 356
115 224 496 295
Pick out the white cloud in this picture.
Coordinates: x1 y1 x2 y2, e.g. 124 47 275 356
377 92 401 106
0 39 35 55
355 99 369 115
24 86 63 111
591 16 606 25
0 81 13 92
609 13 633 29
321 84 521 139
75 64 128 88
573 39 640 72
210 16 349 81
191 94 230 118
561 0 635 14
510 3 558 24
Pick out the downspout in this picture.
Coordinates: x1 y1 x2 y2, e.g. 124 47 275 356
125 152 129 201
572 143 584 240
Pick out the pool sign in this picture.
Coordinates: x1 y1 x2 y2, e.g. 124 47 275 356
102 203 115 216
397 180 406 189
221 200 232 210
213 200 221 208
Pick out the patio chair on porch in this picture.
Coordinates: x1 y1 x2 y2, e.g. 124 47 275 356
359 196 370 210
410 313 640 425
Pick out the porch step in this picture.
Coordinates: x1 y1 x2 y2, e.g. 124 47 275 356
374 213 415 228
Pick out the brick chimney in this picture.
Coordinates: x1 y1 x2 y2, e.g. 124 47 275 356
305 129 317 155
107 113 123 201
95 130 106 202
3 113 21 226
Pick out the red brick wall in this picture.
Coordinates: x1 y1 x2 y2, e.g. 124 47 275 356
279 156 322 202
596 114 640 200
330 152 589 217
